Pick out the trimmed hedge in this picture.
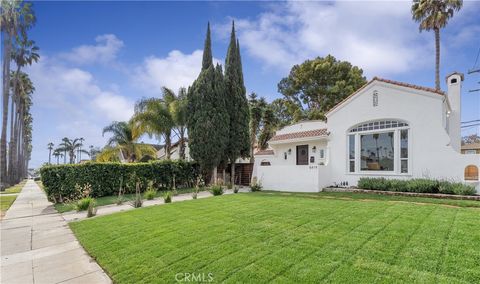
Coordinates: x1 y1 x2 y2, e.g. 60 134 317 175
40 161 199 203
358 177 476 196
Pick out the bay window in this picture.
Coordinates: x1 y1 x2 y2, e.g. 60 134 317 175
348 120 409 174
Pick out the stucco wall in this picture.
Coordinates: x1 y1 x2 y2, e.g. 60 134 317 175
326 81 480 191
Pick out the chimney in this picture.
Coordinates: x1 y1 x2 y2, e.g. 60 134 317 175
446 72 464 152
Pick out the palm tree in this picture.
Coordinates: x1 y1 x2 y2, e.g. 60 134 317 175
52 149 63 165
132 96 175 160
412 0 463 90
61 137 68 163
102 121 156 162
47 142 54 164
55 138 88 164
162 87 188 159
0 0 36 188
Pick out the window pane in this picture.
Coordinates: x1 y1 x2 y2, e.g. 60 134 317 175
360 132 394 171
350 161 355 172
349 135 355 159
319 149 325 159
400 129 408 158
401 160 408 173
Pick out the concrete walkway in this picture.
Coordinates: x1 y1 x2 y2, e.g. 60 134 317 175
0 180 111 284
62 187 250 222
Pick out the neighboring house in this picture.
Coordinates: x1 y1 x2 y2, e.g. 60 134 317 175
157 140 191 161
253 73 480 193
462 143 480 155
157 140 254 185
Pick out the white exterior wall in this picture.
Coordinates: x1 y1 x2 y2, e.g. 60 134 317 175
254 132 330 192
326 80 480 191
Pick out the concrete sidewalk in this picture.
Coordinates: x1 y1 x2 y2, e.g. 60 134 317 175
0 180 111 284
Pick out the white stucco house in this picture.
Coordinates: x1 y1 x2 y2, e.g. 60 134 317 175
253 73 480 193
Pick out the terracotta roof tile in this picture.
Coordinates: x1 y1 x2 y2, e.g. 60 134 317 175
255 149 274 155
326 77 445 116
461 143 480 150
373 77 446 96
270 128 329 142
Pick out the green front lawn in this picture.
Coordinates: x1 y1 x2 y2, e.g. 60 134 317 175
0 195 17 217
56 187 199 213
70 192 480 283
0 180 27 194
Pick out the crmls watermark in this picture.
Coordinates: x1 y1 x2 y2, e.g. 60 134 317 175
175 272 214 282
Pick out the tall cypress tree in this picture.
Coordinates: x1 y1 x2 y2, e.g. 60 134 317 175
224 21 250 185
187 23 229 180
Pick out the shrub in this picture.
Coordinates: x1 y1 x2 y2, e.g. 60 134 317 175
210 185 223 196
164 191 172 203
357 177 475 195
144 189 156 200
233 187 239 194
192 192 198 199
87 200 97 218
131 181 143 208
40 160 199 203
76 197 94 211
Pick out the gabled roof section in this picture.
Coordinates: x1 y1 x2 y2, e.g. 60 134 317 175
270 128 329 143
326 77 445 117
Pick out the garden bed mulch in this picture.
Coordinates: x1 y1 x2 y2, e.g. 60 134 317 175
323 187 480 201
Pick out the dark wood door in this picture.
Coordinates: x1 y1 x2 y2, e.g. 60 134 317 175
296 145 309 165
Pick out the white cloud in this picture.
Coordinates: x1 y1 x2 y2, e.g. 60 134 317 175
60 34 124 65
219 1 432 76
133 50 221 94
92 92 134 121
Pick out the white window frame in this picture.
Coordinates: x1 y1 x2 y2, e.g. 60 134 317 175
347 120 410 176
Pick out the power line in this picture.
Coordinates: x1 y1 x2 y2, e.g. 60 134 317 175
473 46 480 70
461 123 480 128
462 119 480 124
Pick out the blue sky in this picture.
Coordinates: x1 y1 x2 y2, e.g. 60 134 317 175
27 1 480 167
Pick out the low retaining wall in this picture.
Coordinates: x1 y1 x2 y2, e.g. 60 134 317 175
323 187 480 201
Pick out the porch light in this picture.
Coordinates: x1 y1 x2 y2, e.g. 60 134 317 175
284 152 287 160
312 146 317 153
288 149 292 155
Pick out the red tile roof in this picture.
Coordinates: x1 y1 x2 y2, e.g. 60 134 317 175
270 128 329 142
461 143 480 150
255 149 274 155
326 77 445 116
372 77 445 96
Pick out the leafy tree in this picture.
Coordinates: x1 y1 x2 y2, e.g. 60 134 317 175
224 22 250 184
278 55 366 117
412 0 463 90
248 93 266 161
52 149 63 165
258 105 277 150
270 98 304 127
462 134 480 145
187 23 229 179
102 121 156 162
55 138 89 164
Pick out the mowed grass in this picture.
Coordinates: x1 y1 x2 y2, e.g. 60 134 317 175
0 195 17 217
70 192 480 283
0 179 27 194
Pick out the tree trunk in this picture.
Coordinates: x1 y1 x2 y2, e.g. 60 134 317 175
212 166 218 185
231 162 236 186
165 131 172 160
1 32 12 189
434 28 441 91
178 128 186 160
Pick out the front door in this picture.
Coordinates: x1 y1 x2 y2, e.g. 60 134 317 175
296 145 309 165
